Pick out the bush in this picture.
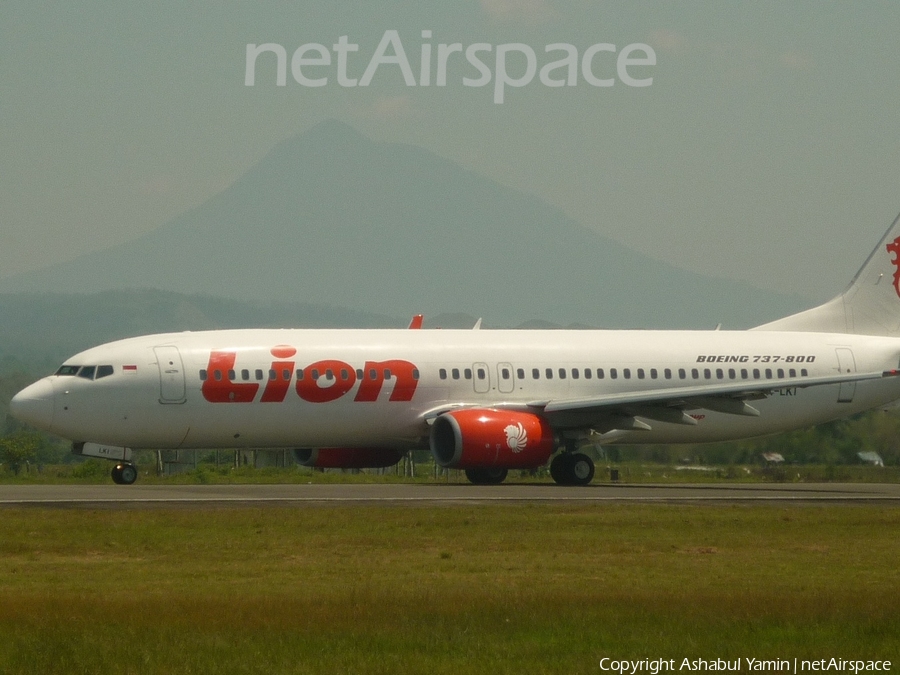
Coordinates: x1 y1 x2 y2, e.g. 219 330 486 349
71 459 110 479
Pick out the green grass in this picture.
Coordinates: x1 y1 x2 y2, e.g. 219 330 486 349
0 504 898 674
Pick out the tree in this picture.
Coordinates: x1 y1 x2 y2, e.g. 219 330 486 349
0 432 41 475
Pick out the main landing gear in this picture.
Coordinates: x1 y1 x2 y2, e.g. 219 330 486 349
111 463 138 485
550 452 595 486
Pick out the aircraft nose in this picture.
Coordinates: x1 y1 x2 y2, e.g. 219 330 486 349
9 379 55 431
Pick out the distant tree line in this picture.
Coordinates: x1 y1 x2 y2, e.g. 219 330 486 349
609 411 900 466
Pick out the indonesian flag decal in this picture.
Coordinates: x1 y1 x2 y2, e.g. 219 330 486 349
122 365 138 372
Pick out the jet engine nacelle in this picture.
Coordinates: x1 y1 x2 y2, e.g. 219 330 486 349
430 409 556 469
292 447 406 469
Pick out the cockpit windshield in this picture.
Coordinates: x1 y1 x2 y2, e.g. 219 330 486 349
55 364 115 380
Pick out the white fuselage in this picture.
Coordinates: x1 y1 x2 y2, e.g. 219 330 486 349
15 328 900 451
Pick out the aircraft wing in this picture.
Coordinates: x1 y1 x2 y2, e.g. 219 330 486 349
521 369 900 432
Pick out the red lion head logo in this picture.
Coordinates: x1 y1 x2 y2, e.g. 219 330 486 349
886 236 900 299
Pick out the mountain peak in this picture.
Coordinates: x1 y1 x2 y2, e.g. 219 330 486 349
276 119 371 156
0 126 805 328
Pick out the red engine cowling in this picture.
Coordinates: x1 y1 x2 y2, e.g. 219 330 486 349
430 409 556 469
292 447 406 469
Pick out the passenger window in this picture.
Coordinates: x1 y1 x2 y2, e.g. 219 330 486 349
200 369 208 381
517 368 525 379
789 368 796 377
296 370 304 380
765 369 773 378
741 369 748 379
753 368 760 379
704 369 712 379
691 369 699 379
545 368 553 380
384 369 392 380
678 368 686 379
801 368 808 376
777 368 784 378
283 369 291 380
728 369 736 379
501 368 510 379
228 369 236 381
452 368 460 380
597 368 605 379
214 370 223 381
258 369 265 381
341 369 349 381
96 365 114 379
664 368 672 379
369 369 377 380
637 368 645 379
623 368 631 379
311 369 320 379
572 368 579 379
559 368 566 379
439 368 447 380
269 369 276 381
532 368 540 379
78 366 96 380
325 369 334 380
477 368 486 380
650 369 658 379
464 368 472 380
357 369 364 379
715 369 723 379
584 369 592 380
610 368 617 379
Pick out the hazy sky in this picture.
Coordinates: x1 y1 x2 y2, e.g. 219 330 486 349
2 2 899 303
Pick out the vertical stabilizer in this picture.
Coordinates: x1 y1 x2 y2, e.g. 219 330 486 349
754 211 900 336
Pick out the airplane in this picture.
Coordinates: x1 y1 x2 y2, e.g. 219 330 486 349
10 212 900 486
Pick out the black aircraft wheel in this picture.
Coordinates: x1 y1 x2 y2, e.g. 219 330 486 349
550 453 574 485
110 465 124 484
568 453 595 486
464 468 509 485
117 463 138 485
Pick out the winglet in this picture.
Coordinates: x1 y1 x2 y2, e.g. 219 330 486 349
473 318 482 330
408 314 423 329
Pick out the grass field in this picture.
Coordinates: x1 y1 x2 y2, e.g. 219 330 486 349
0 503 898 674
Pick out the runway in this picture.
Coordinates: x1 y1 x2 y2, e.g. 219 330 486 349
3 482 900 507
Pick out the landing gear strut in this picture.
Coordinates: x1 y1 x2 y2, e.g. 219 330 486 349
550 452 595 486
111 463 138 485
